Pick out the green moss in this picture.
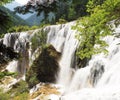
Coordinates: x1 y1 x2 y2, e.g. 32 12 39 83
0 89 11 100
7 80 29 99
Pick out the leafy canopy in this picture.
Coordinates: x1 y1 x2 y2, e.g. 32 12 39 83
73 0 120 59
14 0 89 23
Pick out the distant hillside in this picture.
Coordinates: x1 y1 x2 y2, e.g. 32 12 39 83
4 1 21 11
26 13 44 26
0 6 29 26
5 1 33 19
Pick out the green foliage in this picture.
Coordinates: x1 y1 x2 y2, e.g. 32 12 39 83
0 89 11 100
26 71 39 88
30 25 39 30
13 92 29 100
31 29 48 51
8 80 29 99
8 25 29 32
0 80 29 100
0 0 13 5
0 6 29 34
0 71 16 79
73 0 120 59
68 4 76 21
0 33 4 38
87 0 105 13
0 6 13 34
8 25 40 33
14 0 89 23
56 18 67 24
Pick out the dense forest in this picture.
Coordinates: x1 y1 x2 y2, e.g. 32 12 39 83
0 0 120 100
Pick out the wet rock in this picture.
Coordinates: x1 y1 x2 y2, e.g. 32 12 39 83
89 61 105 86
30 83 60 99
26 44 61 88
0 39 19 69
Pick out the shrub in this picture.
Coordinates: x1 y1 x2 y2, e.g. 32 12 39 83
31 29 48 52
0 89 11 100
56 18 67 24
8 25 29 33
0 71 16 79
8 25 40 33
13 92 29 100
73 0 120 60
8 80 29 99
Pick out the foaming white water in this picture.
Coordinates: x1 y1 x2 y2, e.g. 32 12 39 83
3 32 30 75
61 25 120 100
46 22 79 88
61 86 120 100
47 24 67 52
6 60 18 72
2 22 120 100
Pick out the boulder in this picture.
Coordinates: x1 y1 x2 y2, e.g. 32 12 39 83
26 44 61 88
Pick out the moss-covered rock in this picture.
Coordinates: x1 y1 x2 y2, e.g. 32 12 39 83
26 44 61 88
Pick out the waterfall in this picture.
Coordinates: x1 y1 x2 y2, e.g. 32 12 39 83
61 25 120 100
3 32 30 75
45 23 120 99
2 22 120 100
46 22 79 88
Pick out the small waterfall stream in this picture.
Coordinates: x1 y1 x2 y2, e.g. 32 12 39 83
2 22 120 100
3 32 30 75
46 22 79 88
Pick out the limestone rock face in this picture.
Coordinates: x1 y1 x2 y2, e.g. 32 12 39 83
26 45 61 88
0 39 19 69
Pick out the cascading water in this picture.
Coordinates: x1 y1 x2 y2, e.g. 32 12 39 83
61 25 120 100
43 23 120 100
2 22 120 100
46 22 79 89
3 32 30 75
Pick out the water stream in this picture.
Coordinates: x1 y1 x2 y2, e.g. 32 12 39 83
2 23 120 100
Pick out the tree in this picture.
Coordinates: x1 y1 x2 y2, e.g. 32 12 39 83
0 0 14 34
73 0 120 60
14 0 90 23
14 0 58 16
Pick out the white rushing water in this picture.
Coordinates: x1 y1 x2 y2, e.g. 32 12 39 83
3 32 30 75
60 25 120 100
45 23 120 100
2 22 120 100
46 22 79 88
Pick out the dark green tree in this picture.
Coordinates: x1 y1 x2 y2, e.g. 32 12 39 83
0 8 12 34
0 0 14 34
14 0 90 23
